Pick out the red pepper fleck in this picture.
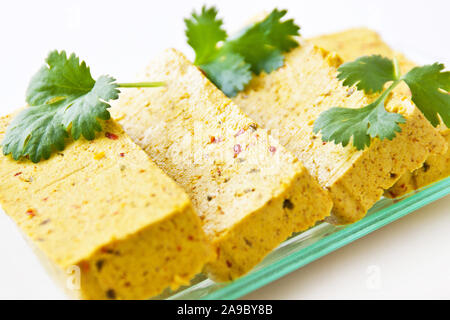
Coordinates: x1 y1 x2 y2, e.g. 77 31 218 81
42 197 49 202
101 247 113 254
188 235 194 241
119 153 125 157
322 141 327 145
233 144 242 158
79 261 90 272
211 136 223 143
269 146 277 153
105 132 119 140
14 172 22 176
25 209 36 218
234 128 245 137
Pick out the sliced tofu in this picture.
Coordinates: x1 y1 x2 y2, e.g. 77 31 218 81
310 28 417 77
111 49 332 282
233 39 447 224
310 28 450 197
0 115 212 299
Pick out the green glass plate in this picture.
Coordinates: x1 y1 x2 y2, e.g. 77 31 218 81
158 177 450 300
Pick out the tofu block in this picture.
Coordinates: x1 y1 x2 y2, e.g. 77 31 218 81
0 115 212 299
233 40 447 224
310 28 417 77
310 28 450 197
111 49 332 282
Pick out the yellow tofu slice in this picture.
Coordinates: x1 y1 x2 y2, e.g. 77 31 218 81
233 40 447 224
111 49 333 282
310 28 450 197
0 115 213 299
310 28 417 76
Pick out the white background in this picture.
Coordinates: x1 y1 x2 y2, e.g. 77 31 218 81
0 0 448 299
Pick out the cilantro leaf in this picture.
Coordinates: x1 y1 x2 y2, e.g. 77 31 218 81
200 51 252 97
184 7 300 97
315 55 406 150
365 98 405 140
226 9 300 74
337 55 397 94
2 104 68 163
402 63 450 127
185 6 227 65
61 75 119 140
26 51 96 105
2 50 121 162
2 48 163 163
316 54 450 150
25 50 120 140
313 91 405 150
2 74 118 162
313 105 373 149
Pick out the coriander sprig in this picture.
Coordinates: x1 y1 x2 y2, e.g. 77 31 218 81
313 55 450 150
1 50 164 163
185 6 300 97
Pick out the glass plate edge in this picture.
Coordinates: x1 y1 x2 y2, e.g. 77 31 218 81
200 177 450 300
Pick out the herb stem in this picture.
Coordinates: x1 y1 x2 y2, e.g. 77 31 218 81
393 56 401 80
370 78 402 112
383 79 402 98
117 82 165 88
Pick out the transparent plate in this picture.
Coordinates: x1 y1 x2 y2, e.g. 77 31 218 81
157 176 450 300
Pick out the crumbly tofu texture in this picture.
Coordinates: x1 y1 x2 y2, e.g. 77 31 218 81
310 28 450 197
310 28 417 76
0 115 212 300
233 39 446 224
111 49 332 281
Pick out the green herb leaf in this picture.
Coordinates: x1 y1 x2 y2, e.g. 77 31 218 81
402 63 450 127
24 50 120 141
185 6 300 97
316 54 450 150
185 6 227 65
365 97 406 141
2 104 68 163
60 75 119 140
226 9 300 74
26 51 97 105
313 89 405 150
1 50 164 163
337 55 397 94
200 51 252 97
